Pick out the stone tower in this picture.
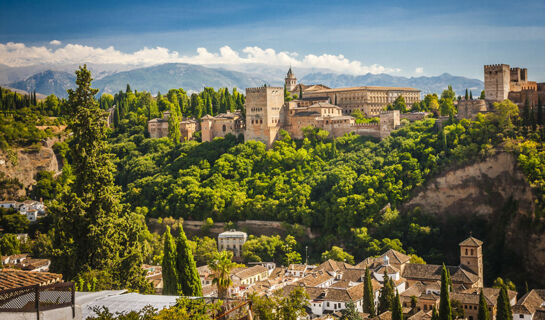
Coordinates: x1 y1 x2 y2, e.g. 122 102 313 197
285 67 297 92
459 236 484 287
484 64 510 102
244 85 285 147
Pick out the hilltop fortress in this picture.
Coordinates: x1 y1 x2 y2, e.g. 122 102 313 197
199 68 422 146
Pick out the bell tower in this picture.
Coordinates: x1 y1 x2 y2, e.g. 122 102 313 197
459 236 484 287
285 67 297 92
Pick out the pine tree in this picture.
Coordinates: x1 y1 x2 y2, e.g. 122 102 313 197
162 226 178 295
439 264 452 320
175 224 202 296
363 268 376 316
477 289 490 320
126 84 132 93
496 286 513 320
113 106 119 128
378 271 394 314
50 65 147 290
392 290 403 320
480 90 486 99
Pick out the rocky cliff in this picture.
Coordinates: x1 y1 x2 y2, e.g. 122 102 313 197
404 152 545 287
0 140 61 197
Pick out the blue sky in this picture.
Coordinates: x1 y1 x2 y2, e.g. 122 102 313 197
1 0 544 80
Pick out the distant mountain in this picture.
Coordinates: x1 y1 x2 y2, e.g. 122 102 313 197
300 72 484 96
93 63 266 95
7 70 76 98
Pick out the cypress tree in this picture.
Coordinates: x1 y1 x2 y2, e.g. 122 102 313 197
538 97 543 126
465 89 469 100
432 306 439 320
470 91 473 100
175 224 202 296
378 271 394 314
113 106 119 128
477 289 490 320
363 268 376 316
531 106 537 132
496 286 513 320
392 290 403 320
523 98 530 127
299 85 303 99
168 105 181 144
161 226 178 295
439 264 452 320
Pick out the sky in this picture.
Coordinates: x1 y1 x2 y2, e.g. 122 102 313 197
1 0 544 80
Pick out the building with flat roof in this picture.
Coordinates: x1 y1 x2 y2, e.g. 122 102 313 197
218 229 247 258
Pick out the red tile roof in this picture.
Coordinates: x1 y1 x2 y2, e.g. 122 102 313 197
0 269 63 291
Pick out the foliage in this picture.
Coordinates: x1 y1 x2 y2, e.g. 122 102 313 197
0 233 21 256
161 226 177 295
0 208 29 233
208 250 239 299
321 246 355 264
242 235 301 266
175 224 202 296
439 264 452 320
49 65 148 292
378 272 394 314
251 286 309 320
496 286 513 320
0 172 23 200
341 301 363 320
392 291 403 320
363 268 376 316
477 289 490 320
387 95 407 113
492 277 516 291
30 170 63 201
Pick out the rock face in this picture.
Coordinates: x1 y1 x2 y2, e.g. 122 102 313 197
406 152 535 218
405 152 545 287
0 143 61 196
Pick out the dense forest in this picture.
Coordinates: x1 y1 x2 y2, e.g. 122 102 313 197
1 70 545 291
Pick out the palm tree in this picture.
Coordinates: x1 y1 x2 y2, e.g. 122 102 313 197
209 251 239 299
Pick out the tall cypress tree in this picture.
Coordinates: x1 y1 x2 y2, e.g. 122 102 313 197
299 85 303 99
162 226 178 295
175 224 202 296
378 271 394 314
363 268 376 316
470 91 473 100
523 98 531 127
465 89 469 100
439 264 452 320
392 290 403 320
496 286 513 320
477 289 490 320
538 97 543 126
432 306 439 320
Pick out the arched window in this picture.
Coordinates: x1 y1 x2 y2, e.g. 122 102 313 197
222 124 226 132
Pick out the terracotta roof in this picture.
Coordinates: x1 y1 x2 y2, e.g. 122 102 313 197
288 264 307 272
233 265 268 280
308 102 341 109
408 310 432 320
534 310 545 320
0 269 63 291
339 268 366 282
295 272 333 287
311 86 420 93
459 237 483 247
284 282 364 303
402 264 478 284
460 287 517 306
376 265 399 275
514 290 545 314
315 259 354 273
373 311 393 320
382 250 411 265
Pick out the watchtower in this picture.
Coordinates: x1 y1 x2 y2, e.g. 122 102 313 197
285 67 297 92
484 64 510 102
459 236 484 287
244 85 285 146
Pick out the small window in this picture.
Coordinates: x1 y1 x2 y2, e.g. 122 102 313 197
520 315 524 319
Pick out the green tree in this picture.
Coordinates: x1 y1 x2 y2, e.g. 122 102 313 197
378 272 394 314
480 90 485 99
175 224 202 296
0 234 20 256
363 268 376 316
251 286 309 320
470 91 473 100
432 306 439 320
49 65 146 290
321 246 355 264
209 250 239 299
392 290 403 320
477 289 490 320
496 286 513 320
439 264 452 320
341 301 363 320
465 89 469 100
537 97 543 126
162 226 178 295
168 106 181 144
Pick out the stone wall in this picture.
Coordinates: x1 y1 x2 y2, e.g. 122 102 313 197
457 99 488 120
484 64 510 102
244 86 284 146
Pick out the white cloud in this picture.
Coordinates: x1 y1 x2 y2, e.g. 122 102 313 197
49 40 61 46
0 42 401 75
415 67 424 74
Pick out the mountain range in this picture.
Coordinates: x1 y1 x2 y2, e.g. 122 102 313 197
2 63 484 98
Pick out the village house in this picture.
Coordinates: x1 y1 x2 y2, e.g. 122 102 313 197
217 229 247 259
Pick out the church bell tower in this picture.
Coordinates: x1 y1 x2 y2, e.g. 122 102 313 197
285 67 297 92
459 236 484 287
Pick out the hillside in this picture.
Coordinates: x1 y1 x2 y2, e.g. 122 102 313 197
7 70 76 98
300 72 484 95
93 63 266 94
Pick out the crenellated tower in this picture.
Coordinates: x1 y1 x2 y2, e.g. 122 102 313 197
484 64 510 102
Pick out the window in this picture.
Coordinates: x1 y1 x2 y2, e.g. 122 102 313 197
520 315 524 319
465 249 468 255
471 249 474 255
222 124 226 132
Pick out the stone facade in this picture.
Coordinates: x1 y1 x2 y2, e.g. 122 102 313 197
457 99 489 120
484 64 545 106
147 111 197 141
201 111 245 142
244 86 285 146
